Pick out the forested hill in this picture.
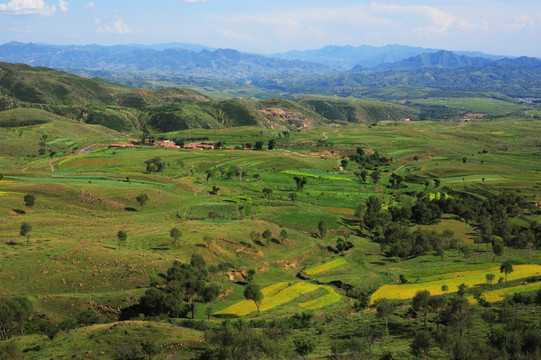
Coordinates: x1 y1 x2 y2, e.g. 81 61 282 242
0 62 416 132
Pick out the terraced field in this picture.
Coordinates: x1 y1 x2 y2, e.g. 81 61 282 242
215 281 342 316
370 265 541 303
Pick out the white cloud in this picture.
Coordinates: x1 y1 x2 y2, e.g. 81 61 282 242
0 0 56 16
83 2 94 9
96 18 132 34
183 0 206 3
58 0 67 12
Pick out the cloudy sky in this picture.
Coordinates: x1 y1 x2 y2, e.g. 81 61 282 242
1 0 540 56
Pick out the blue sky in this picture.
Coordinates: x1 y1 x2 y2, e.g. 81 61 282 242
1 0 540 56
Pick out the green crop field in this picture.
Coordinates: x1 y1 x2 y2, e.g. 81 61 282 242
1 84 541 359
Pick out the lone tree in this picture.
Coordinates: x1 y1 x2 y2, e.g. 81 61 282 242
500 261 514 283
243 284 264 315
293 176 307 192
268 139 276 150
318 220 327 239
20 222 32 246
24 194 35 207
117 230 127 250
170 227 182 248
136 194 149 212
486 273 495 290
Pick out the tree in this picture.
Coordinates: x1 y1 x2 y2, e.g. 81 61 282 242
293 176 307 192
170 227 181 248
268 139 276 150
410 331 432 358
428 295 447 331
117 230 127 250
20 222 32 246
491 236 504 262
441 284 448 293
360 169 368 183
294 338 315 360
136 193 149 212
288 192 297 202
340 159 349 170
318 220 327 239
279 229 288 243
462 157 468 164
457 283 468 297
500 261 514 283
204 235 213 249
412 290 431 329
244 284 264 315
144 157 165 173
23 194 35 207
375 298 394 331
262 229 272 241
486 273 495 290
254 141 264 150
205 169 214 183
262 188 273 198
141 340 161 360
370 170 380 184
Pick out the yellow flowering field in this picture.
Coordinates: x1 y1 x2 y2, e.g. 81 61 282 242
215 281 342 316
370 265 541 303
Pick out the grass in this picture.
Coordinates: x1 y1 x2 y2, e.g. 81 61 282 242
370 265 541 303
304 258 349 276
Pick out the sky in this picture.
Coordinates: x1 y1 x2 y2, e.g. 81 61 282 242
1 0 540 57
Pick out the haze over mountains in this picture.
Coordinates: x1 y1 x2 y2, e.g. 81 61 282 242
1 42 541 98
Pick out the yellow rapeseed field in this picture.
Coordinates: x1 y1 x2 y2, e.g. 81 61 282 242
370 265 541 303
469 282 541 303
304 258 349 276
215 281 342 316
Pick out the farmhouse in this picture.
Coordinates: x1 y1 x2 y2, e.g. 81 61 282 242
154 140 181 149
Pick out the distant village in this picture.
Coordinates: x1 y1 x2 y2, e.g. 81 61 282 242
109 139 217 150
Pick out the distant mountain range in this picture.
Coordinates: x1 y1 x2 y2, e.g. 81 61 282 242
0 42 333 78
271 45 506 69
1 42 540 97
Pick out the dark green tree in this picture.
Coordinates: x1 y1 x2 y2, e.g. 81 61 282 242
293 176 307 192
144 157 165 173
318 220 327 239
170 227 181 248
23 194 35 207
141 340 161 360
375 298 394 331
243 284 264 315
500 261 514 283
410 331 432 358
370 170 380 184
268 139 276 150
117 230 127 250
136 193 149 212
486 273 495 290
294 337 315 360
412 290 431 329
19 222 32 246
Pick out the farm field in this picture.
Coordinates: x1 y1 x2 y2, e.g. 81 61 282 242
0 113 540 359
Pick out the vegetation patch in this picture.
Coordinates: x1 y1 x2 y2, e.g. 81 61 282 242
304 258 349 276
371 265 541 303
215 281 339 316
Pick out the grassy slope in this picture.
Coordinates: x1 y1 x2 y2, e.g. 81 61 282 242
0 117 540 358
